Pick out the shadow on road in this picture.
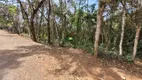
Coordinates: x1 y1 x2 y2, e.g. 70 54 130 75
0 44 142 80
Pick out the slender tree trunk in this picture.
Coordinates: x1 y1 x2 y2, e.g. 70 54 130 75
51 1 59 46
47 0 51 44
55 22 59 46
60 0 65 45
132 26 141 60
52 18 55 44
94 1 105 57
105 33 110 52
29 19 37 42
119 7 126 55
13 21 19 34
51 14 55 44
14 4 20 34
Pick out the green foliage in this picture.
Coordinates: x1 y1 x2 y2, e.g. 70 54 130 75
1 0 142 62
125 54 133 62
8 5 17 16
0 3 17 27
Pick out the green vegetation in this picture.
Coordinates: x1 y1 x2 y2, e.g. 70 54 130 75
0 0 142 61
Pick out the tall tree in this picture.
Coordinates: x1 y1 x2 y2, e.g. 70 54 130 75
17 0 46 42
131 0 142 60
132 25 141 60
119 1 126 55
47 0 51 44
94 0 105 57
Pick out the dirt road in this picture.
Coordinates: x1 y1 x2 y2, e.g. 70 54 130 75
0 30 141 80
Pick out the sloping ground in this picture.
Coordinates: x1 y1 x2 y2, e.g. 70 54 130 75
0 30 142 80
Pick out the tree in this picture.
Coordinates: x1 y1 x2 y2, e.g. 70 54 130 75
1 0 142 61
119 1 126 55
47 0 51 44
132 9 142 60
132 25 141 60
17 0 46 42
129 0 142 60
94 0 105 57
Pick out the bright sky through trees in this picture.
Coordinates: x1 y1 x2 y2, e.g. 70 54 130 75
53 0 98 7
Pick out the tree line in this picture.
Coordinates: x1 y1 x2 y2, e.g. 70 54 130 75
0 0 142 61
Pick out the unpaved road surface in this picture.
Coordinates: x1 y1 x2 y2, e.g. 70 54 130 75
0 30 142 80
